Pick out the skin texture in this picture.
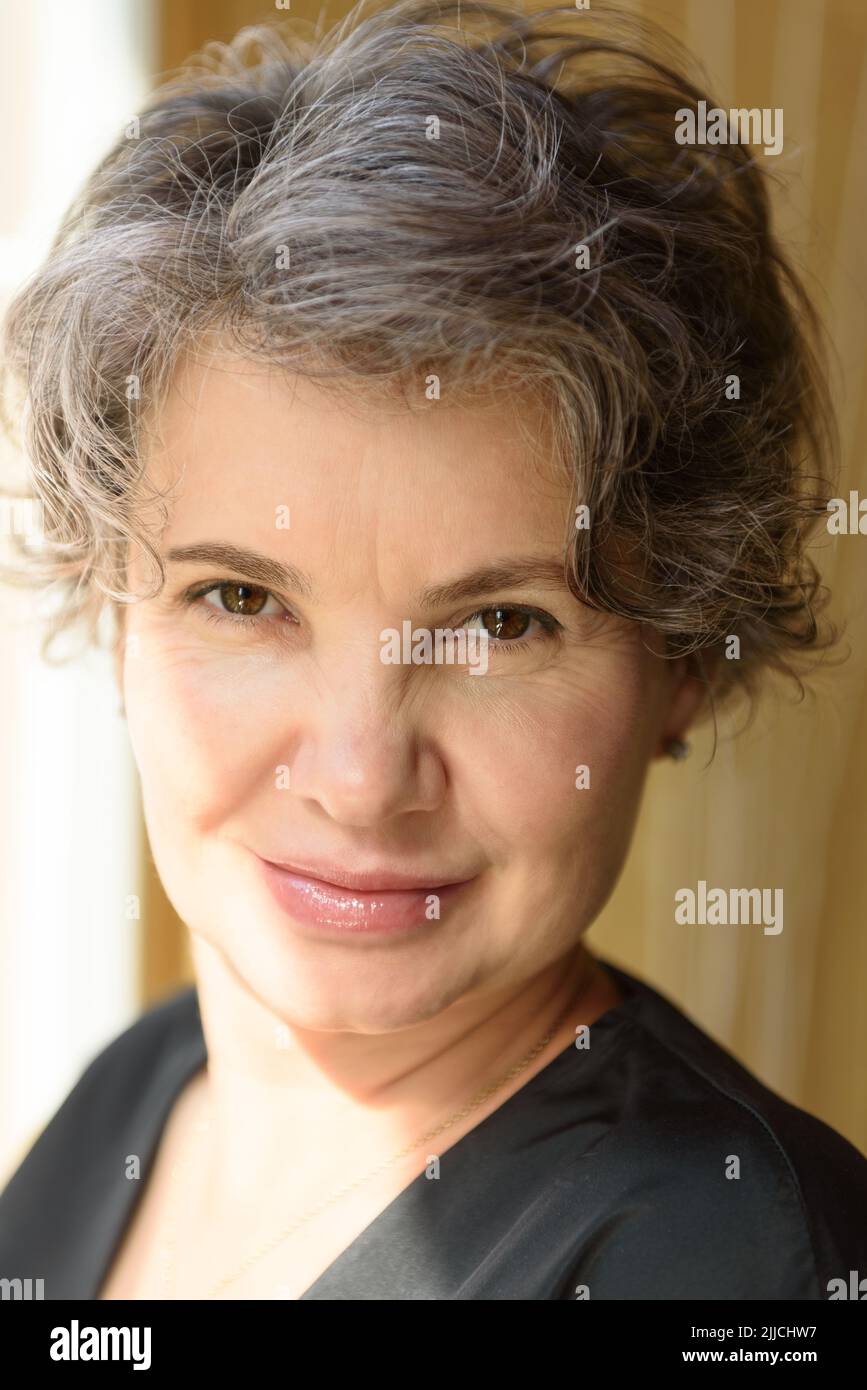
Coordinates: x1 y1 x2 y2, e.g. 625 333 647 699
106 350 709 1297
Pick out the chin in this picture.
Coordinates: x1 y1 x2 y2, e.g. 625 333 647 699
204 920 468 1035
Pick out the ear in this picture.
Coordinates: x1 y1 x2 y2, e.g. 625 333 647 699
652 653 716 759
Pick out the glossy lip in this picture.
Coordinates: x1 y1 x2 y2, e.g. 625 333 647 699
260 857 475 892
256 856 479 938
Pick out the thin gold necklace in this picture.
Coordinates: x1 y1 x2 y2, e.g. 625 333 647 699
159 983 589 1300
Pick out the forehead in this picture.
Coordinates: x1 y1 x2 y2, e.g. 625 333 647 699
139 350 575 544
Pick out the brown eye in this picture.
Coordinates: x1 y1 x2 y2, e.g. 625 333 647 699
217 582 270 616
191 579 291 631
479 608 532 641
459 605 561 653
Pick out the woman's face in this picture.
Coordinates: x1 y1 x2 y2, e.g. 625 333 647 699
121 352 697 1032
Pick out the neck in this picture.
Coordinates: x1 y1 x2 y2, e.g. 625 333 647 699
186 935 616 1200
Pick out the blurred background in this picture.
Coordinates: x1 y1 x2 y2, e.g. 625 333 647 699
1 0 866 1184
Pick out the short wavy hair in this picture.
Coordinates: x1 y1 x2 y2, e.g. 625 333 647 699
0 0 842 726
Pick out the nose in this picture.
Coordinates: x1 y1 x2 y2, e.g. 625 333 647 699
288 652 447 827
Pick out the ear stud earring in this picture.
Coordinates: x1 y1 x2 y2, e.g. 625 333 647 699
665 736 691 760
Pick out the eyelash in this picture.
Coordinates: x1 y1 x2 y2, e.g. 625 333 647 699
181 581 563 653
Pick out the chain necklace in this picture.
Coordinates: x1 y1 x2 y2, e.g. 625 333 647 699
159 984 588 1300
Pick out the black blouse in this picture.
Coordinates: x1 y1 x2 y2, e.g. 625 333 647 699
1 957 865 1300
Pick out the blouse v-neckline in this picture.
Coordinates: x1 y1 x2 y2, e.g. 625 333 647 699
96 958 639 1301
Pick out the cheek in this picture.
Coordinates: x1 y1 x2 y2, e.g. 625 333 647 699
457 658 658 858
122 635 279 830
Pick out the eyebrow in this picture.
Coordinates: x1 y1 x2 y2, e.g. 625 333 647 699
417 557 573 608
164 543 573 608
165 543 314 598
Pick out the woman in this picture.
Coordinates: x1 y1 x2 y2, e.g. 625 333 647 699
0 0 864 1301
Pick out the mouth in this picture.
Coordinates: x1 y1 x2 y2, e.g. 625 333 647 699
255 856 478 938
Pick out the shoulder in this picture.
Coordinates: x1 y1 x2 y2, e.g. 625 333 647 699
563 963 867 1299
0 985 203 1242
59 986 203 1115
28 985 202 1149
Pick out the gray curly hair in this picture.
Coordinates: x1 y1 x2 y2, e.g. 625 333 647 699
0 0 842 724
